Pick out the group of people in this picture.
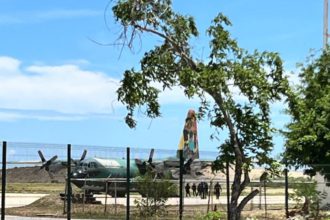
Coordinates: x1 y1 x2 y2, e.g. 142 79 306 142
185 182 222 199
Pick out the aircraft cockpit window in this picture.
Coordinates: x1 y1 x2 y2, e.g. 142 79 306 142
89 162 97 168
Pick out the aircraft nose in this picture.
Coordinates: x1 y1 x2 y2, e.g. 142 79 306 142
72 169 87 178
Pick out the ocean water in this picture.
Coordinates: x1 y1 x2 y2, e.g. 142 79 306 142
1 141 218 168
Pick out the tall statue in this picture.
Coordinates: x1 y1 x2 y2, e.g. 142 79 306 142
178 109 199 161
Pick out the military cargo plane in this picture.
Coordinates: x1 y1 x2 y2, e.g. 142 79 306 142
68 148 211 196
36 109 212 196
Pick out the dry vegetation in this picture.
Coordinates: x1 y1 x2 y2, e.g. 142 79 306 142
6 194 293 219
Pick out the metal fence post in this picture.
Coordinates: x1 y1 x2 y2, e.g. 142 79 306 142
67 144 71 220
126 147 130 220
285 164 289 218
259 184 262 209
179 149 183 220
1 141 7 220
226 161 230 220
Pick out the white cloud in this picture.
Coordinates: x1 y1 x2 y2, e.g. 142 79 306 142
0 110 89 122
0 56 21 75
0 56 298 122
0 56 199 121
0 56 120 117
0 111 25 121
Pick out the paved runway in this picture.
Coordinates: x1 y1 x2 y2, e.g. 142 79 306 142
0 193 48 208
1 193 294 208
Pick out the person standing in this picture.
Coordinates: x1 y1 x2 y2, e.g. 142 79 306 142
204 182 208 199
185 183 191 197
197 182 203 199
192 183 197 196
214 182 222 199
200 181 207 199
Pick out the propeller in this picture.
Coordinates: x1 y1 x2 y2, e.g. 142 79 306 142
38 150 58 172
37 149 87 180
71 149 87 166
71 149 88 179
135 148 155 175
37 150 58 180
38 150 46 163
148 148 154 165
80 149 87 161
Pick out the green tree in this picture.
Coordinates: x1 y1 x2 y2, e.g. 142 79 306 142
289 177 326 219
284 49 330 181
134 171 176 217
111 1 291 219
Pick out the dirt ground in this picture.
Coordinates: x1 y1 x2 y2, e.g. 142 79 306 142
1 166 311 219
1 166 66 183
8 194 329 220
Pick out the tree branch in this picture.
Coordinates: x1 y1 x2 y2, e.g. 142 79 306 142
132 23 198 70
239 168 250 195
237 189 259 213
209 91 243 159
207 90 245 208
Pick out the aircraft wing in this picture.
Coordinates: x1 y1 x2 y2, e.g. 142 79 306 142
163 160 180 167
160 159 212 168
71 177 127 182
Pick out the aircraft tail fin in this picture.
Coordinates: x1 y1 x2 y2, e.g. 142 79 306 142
177 109 199 160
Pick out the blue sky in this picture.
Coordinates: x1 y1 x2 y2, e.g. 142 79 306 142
0 0 325 156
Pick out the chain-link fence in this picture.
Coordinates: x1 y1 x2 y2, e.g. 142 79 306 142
1 141 329 220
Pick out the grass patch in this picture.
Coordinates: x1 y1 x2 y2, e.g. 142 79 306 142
7 183 65 194
6 182 82 194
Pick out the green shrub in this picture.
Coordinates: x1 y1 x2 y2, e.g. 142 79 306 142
202 211 224 220
289 177 327 218
133 171 177 217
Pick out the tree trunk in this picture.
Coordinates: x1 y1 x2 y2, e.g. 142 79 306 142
302 196 310 215
229 161 242 219
208 91 261 219
228 189 259 220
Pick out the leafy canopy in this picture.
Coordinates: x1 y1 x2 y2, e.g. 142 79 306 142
114 0 290 167
285 49 330 180
111 0 291 217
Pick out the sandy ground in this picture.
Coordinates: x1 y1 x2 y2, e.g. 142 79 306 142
6 217 66 220
0 193 295 208
0 193 48 208
94 194 296 206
